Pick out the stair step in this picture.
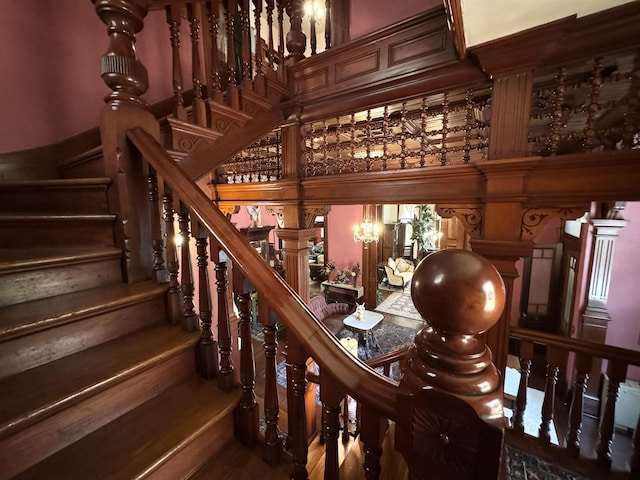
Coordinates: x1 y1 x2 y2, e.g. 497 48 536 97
0 177 110 214
0 281 167 378
0 324 201 479
0 247 123 307
12 376 241 480
0 213 116 247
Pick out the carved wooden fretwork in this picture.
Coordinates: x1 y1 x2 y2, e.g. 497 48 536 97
168 117 222 153
520 205 589 239
436 205 483 238
303 207 326 229
265 205 285 228
217 204 240 219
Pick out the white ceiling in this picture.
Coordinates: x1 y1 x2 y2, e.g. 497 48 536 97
461 0 636 47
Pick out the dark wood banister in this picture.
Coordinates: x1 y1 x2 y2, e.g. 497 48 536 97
126 126 400 420
510 327 640 366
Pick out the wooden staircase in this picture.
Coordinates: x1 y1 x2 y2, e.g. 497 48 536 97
0 176 241 479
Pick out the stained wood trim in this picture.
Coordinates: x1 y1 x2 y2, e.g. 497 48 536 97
444 0 466 58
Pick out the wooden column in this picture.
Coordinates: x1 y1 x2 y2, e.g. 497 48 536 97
94 0 158 283
362 204 381 310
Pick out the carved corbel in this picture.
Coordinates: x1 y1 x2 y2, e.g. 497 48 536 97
303 206 326 229
436 204 484 238
217 204 240 220
265 205 285 228
520 205 589 239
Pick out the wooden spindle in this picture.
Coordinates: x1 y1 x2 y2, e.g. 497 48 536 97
195 232 218 379
320 371 342 480
252 0 263 76
584 58 603 151
463 89 474 163
165 5 186 120
186 3 207 125
286 339 309 480
309 4 317 56
262 310 282 465
277 0 285 60
265 0 275 68
214 257 234 391
513 340 534 436
239 0 252 86
324 0 331 50
400 101 407 169
285 0 306 61
226 0 239 87
177 207 198 331
550 67 566 155
538 352 560 445
382 106 389 171
596 361 627 469
440 92 449 165
206 0 224 103
420 98 427 167
360 406 387 480
234 291 259 447
162 187 182 325
566 353 591 457
146 167 166 282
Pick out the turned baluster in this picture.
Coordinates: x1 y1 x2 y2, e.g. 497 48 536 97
177 206 198 331
419 98 427 167
513 340 534 435
307 1 318 56
285 0 306 61
584 58 603 152
265 0 275 68
399 102 407 169
262 307 282 465
287 338 309 480
566 353 591 457
214 251 234 391
186 3 207 126
539 347 561 445
146 167 166 282
195 229 218 379
324 0 331 50
252 0 263 76
463 89 474 163
162 186 182 325
550 67 566 155
360 406 387 480
165 5 186 120
596 361 627 469
277 0 285 60
440 92 449 165
239 0 252 86
320 370 342 479
234 291 259 447
226 0 239 87
206 0 224 103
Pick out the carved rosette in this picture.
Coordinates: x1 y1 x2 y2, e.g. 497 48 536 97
93 0 150 107
520 205 588 239
436 205 483 238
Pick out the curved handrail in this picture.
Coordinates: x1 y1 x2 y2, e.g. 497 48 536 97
127 126 400 420
510 327 640 366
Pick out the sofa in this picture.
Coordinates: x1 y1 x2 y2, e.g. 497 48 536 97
384 257 415 290
309 295 351 335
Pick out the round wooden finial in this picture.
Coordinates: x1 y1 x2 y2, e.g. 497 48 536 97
411 249 505 335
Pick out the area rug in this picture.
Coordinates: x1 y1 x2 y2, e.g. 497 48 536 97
504 445 586 479
375 292 422 320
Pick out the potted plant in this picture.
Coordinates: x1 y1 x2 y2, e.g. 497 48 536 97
410 204 437 259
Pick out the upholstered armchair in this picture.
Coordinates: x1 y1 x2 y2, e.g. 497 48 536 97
384 257 414 290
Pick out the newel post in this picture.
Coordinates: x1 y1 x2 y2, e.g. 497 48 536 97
396 249 507 479
93 0 160 283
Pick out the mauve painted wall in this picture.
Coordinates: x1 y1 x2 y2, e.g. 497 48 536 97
230 206 280 246
326 205 363 285
350 0 439 38
0 1 179 153
606 202 640 379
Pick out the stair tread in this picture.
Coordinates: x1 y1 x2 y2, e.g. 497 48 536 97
189 438 293 480
0 177 111 188
0 281 167 340
0 246 121 272
0 323 197 438
14 377 241 480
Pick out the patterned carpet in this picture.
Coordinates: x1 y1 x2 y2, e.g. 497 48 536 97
375 292 422 320
504 446 586 479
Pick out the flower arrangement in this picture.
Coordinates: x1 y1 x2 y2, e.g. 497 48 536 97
334 262 360 285
323 259 336 276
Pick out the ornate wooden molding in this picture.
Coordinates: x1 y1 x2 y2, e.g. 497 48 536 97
520 205 588 239
436 204 483 238
167 117 222 152
216 204 240 219
207 100 252 134
303 206 326 229
265 205 285 228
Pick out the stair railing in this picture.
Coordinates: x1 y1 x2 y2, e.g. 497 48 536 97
128 127 508 479
508 327 640 478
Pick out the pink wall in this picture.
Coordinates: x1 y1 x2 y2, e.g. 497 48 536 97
350 0 439 38
326 205 363 285
230 206 279 245
606 202 640 379
0 1 179 153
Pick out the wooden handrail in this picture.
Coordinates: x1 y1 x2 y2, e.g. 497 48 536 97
127 126 399 420
510 327 640 366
